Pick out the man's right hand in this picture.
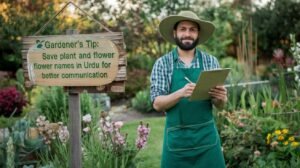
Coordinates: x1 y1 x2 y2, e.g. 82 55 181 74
180 83 196 97
153 83 195 112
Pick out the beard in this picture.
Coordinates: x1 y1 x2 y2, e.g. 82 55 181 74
174 35 199 51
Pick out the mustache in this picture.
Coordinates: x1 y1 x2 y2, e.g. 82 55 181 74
180 37 194 41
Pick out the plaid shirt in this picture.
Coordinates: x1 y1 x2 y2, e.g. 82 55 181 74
150 48 220 103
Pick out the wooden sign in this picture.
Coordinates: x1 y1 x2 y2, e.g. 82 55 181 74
22 33 127 92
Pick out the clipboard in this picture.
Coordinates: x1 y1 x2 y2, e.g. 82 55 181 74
189 68 230 101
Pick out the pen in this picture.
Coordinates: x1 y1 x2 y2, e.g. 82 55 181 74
184 77 193 83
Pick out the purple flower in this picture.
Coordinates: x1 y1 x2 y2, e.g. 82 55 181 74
136 122 150 149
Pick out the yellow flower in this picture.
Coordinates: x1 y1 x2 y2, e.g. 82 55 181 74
266 133 272 144
283 141 289 145
282 129 289 134
274 130 281 135
291 142 299 147
277 135 284 141
288 136 295 142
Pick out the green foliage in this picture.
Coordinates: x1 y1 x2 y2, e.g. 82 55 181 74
6 137 14 168
0 1 67 72
254 128 300 168
220 57 245 83
34 87 102 123
114 69 149 100
0 118 47 168
131 89 152 113
200 4 243 58
252 0 300 57
82 134 138 168
216 110 288 167
37 139 69 168
80 92 102 116
35 87 68 123
128 54 155 72
121 117 165 168
15 68 25 93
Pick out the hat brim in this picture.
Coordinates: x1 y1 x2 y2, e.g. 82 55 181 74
159 16 215 45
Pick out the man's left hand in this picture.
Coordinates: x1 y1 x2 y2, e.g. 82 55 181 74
209 85 227 109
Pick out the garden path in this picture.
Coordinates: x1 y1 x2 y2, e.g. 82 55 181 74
109 99 164 122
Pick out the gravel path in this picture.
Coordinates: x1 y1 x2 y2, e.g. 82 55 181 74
109 100 164 122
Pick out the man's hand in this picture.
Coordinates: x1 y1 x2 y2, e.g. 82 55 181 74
180 83 196 97
209 85 227 109
153 83 195 112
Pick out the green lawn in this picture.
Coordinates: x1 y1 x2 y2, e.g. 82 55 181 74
121 117 165 168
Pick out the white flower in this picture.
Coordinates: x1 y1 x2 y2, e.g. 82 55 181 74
58 126 69 143
105 116 110 121
83 127 90 133
82 114 92 123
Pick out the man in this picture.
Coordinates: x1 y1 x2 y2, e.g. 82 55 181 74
150 11 227 168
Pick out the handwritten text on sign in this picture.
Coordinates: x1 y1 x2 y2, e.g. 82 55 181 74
27 36 119 86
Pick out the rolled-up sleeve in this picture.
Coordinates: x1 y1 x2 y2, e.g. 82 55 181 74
150 58 169 103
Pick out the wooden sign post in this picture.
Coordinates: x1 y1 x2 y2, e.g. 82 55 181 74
23 32 126 168
22 2 127 167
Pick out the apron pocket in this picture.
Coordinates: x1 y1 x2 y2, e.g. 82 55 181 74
167 120 217 152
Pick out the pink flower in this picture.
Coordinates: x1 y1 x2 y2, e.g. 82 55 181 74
273 49 284 60
285 57 295 67
254 150 261 157
238 122 245 128
136 122 150 149
114 121 124 129
114 132 126 145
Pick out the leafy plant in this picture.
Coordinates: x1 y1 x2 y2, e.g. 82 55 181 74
34 87 101 123
35 87 68 123
131 89 152 113
216 110 287 167
0 118 47 168
252 0 300 58
0 87 27 117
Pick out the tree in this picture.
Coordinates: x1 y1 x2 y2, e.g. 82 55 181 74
252 0 300 58
0 0 75 72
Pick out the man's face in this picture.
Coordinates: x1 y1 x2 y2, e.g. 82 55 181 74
173 21 199 51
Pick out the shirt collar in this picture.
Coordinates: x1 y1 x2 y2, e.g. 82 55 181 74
172 47 200 63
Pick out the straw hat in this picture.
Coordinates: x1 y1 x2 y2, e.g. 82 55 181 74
159 11 215 44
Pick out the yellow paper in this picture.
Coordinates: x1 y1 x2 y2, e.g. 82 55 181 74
189 68 230 101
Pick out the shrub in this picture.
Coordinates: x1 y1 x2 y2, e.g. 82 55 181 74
216 110 288 167
34 87 101 123
35 87 68 123
0 87 27 117
131 89 152 113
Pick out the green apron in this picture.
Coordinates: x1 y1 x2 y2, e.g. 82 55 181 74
161 51 225 168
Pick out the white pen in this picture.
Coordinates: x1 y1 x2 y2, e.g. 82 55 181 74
184 77 193 83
